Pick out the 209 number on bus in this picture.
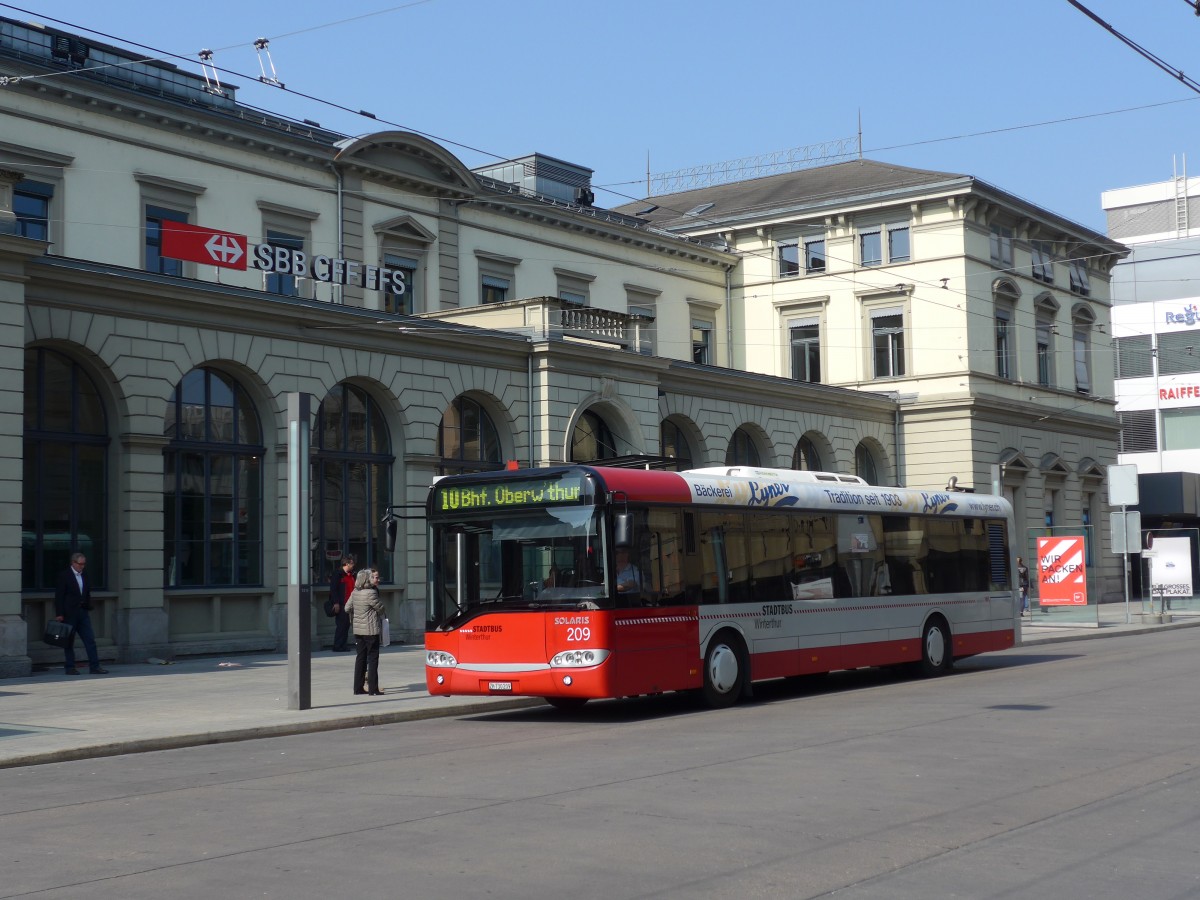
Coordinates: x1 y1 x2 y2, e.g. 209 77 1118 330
566 626 591 642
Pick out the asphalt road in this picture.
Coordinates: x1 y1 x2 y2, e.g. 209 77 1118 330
4 629 1200 899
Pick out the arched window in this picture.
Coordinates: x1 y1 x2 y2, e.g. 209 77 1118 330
725 427 761 466
660 419 694 470
855 442 879 485
571 409 616 462
23 347 109 590
439 395 502 475
163 368 264 586
314 384 394 582
792 436 821 471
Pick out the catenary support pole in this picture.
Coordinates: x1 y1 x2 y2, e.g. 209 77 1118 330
287 392 312 710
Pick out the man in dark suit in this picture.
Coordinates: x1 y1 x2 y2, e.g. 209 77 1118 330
54 552 107 675
328 556 356 651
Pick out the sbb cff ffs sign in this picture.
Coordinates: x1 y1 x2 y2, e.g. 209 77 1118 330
1037 536 1088 606
160 221 406 294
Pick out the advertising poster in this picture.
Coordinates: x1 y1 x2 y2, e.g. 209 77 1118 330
1037 535 1088 606
1148 536 1194 601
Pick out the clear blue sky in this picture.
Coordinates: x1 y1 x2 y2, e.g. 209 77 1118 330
7 0 1200 233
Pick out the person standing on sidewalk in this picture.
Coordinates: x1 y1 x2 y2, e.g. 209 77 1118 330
345 568 386 695
1016 557 1030 615
54 552 107 675
328 555 356 651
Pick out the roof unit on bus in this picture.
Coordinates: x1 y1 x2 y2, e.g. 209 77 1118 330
686 466 867 485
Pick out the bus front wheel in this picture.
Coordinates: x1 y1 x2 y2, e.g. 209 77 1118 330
920 617 953 676
702 632 745 708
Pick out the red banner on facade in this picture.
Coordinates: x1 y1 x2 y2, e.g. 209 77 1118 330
1036 535 1088 605
160 221 248 270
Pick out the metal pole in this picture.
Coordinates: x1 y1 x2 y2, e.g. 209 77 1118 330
287 392 311 710
1122 504 1131 625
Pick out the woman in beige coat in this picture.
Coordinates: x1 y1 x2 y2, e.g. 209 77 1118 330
344 568 386 695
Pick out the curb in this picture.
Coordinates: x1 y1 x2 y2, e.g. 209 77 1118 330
1019 617 1200 646
0 696 544 770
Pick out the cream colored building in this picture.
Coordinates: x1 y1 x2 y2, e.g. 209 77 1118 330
0 17 903 675
616 162 1127 590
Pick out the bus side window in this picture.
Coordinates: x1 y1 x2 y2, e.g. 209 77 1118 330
647 509 685 605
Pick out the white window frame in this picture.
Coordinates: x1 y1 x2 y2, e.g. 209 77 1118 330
788 316 821 383
990 224 1014 267
691 319 714 365
625 284 660 356
554 267 595 306
136 173 205 278
257 200 319 300
475 250 520 306
375 215 436 315
995 307 1014 380
778 239 800 278
0 142 72 251
869 305 906 378
804 236 827 273
1031 240 1055 283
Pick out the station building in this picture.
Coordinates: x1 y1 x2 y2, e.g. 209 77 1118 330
0 15 1125 674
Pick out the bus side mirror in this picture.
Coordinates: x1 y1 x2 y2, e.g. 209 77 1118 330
614 511 632 548
383 517 398 553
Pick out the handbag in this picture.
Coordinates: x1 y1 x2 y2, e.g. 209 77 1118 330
323 597 337 618
43 619 75 648
380 617 391 648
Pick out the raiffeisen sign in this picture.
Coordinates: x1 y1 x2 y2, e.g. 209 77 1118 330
160 221 407 294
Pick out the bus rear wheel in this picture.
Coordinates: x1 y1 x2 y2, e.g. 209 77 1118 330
702 632 745 708
544 696 588 711
920 617 953 676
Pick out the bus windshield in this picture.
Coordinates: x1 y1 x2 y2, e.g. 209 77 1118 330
430 506 609 627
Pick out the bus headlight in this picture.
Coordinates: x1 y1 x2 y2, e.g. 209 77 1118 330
426 650 458 668
550 649 610 668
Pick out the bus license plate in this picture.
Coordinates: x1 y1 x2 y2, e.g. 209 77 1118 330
488 681 513 692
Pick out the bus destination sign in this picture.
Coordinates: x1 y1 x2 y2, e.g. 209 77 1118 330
434 474 589 512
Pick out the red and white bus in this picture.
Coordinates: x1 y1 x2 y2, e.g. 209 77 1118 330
424 465 1017 709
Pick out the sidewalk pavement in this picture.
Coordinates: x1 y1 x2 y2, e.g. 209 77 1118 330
3 607 1198 770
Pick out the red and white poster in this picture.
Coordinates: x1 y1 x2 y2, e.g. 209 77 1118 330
1037 535 1088 606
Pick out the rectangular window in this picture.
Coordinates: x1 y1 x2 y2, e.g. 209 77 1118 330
1074 328 1091 394
383 252 418 315
145 205 187 277
872 312 905 378
804 238 826 273
1155 331 1200 376
1032 240 1054 283
556 270 593 306
629 305 655 355
1115 335 1153 378
1036 320 1053 386
778 240 799 278
692 321 712 365
990 225 1013 267
265 230 303 296
481 275 509 304
887 225 910 262
789 320 820 383
14 180 52 240
860 228 882 266
995 309 1013 380
1118 409 1158 453
1069 259 1091 296
1163 408 1200 451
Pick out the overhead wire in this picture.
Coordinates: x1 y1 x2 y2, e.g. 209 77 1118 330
0 3 1139 363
